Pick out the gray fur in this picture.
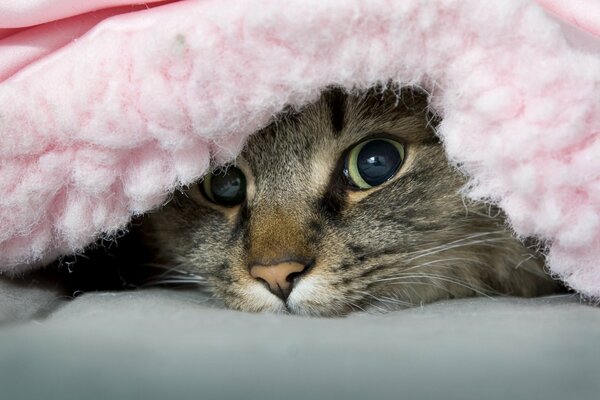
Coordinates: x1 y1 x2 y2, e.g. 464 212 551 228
140 86 560 316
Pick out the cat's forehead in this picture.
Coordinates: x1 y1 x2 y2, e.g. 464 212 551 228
241 87 434 180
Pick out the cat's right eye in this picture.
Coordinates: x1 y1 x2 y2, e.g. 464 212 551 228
344 138 405 189
200 166 247 207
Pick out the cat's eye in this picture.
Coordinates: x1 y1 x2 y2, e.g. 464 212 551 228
344 138 405 189
201 166 247 206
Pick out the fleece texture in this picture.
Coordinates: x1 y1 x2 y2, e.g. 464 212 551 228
1 290 598 400
0 0 599 297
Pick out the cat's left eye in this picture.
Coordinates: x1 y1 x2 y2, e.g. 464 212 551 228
344 138 405 189
201 166 247 207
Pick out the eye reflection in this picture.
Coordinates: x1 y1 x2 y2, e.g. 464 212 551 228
201 166 247 206
344 138 405 189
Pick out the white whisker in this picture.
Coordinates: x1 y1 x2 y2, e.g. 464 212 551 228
374 273 496 298
407 237 514 262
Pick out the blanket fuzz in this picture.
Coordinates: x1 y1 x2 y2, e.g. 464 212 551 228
1 0 599 298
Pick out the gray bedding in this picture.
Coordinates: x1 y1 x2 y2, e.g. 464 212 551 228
1 275 599 400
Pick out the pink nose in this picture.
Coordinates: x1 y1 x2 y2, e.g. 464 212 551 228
250 261 307 301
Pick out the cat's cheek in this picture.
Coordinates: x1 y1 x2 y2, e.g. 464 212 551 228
286 275 347 316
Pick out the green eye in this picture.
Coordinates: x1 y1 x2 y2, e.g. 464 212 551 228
344 138 405 189
201 166 247 207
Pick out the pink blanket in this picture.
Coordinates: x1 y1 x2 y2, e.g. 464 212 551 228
1 0 600 298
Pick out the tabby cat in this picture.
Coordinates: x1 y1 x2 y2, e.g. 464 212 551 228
63 86 560 316
126 86 558 316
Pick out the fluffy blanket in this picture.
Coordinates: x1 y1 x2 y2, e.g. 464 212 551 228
1 0 600 298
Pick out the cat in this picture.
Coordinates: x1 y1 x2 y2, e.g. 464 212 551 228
60 85 561 316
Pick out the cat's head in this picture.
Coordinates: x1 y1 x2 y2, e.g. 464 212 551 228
142 86 557 316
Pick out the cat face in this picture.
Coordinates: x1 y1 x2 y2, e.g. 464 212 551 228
142 87 557 316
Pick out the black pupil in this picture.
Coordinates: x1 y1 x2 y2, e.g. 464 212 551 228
210 167 246 206
357 140 402 186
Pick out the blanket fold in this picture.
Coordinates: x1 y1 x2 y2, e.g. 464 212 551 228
1 0 600 299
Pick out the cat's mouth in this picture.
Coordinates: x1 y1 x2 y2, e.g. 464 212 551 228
239 274 357 317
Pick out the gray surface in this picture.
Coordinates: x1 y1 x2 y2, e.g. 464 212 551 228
0 287 598 400
0 273 68 323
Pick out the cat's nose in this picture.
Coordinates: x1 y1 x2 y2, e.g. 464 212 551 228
249 261 309 301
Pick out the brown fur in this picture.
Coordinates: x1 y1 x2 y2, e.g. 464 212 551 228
134 86 560 316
